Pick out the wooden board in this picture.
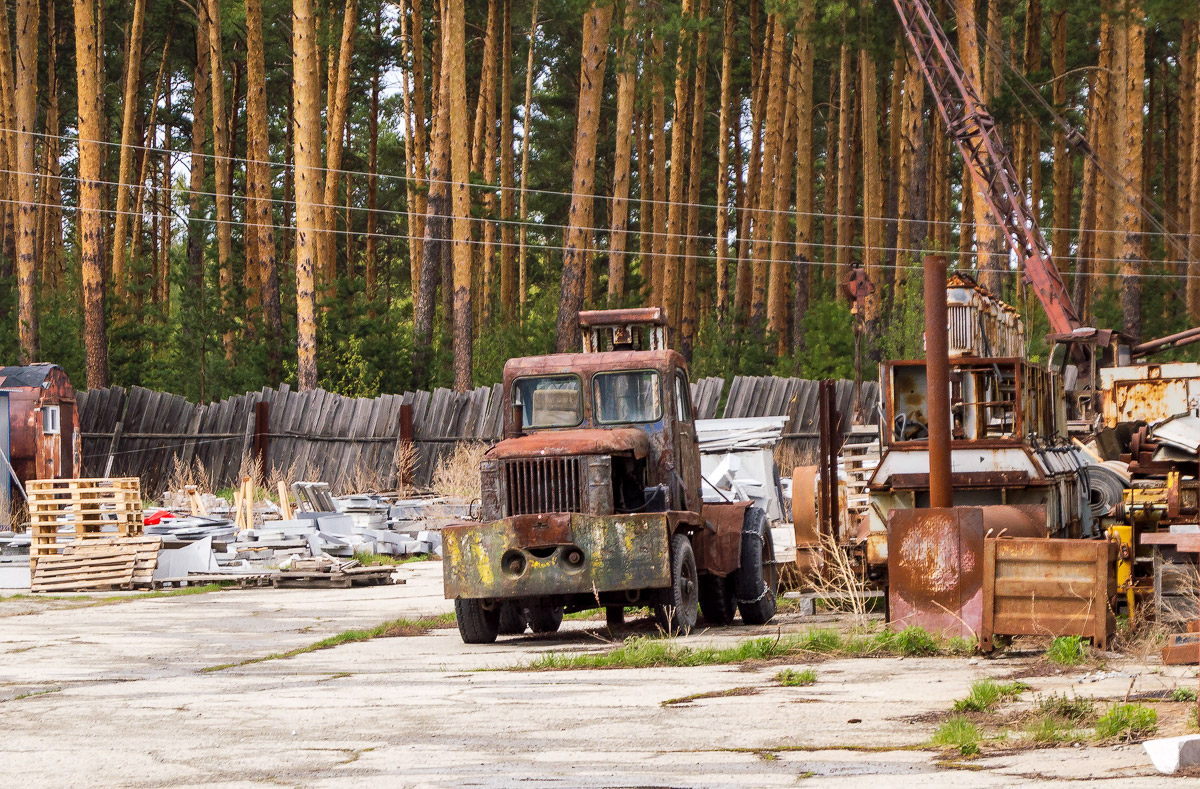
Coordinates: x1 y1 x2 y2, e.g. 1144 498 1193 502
31 551 137 592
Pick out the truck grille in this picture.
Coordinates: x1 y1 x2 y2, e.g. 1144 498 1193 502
504 456 584 516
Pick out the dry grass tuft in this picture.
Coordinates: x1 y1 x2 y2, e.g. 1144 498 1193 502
165 457 215 495
432 443 487 500
394 441 418 496
807 530 872 629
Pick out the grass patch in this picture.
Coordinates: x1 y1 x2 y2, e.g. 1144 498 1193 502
1094 703 1157 742
352 551 436 566
1023 714 1086 744
952 679 1030 713
776 668 817 687
11 687 61 701
930 716 981 756
518 625 961 671
661 686 760 706
1036 691 1095 724
1172 687 1198 703
1045 636 1089 667
202 613 457 672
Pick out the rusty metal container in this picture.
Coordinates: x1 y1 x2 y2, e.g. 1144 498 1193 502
887 505 1046 639
980 536 1117 651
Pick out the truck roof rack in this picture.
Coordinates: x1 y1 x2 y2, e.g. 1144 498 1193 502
578 308 668 352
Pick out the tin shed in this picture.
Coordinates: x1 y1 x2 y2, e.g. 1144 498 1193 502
0 364 80 486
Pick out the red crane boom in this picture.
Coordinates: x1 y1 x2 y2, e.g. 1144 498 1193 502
891 0 1082 336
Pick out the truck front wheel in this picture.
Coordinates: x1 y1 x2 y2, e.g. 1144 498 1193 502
655 533 699 635
734 506 778 625
455 598 501 643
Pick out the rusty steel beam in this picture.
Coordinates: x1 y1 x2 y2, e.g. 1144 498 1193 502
1131 325 1200 358
923 255 953 509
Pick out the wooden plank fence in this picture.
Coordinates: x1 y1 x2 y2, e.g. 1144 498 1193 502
77 375 876 496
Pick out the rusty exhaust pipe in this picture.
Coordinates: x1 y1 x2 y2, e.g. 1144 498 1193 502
923 255 952 509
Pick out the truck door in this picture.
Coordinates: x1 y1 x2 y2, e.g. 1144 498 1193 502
673 368 702 513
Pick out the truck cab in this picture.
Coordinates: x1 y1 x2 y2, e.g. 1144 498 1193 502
443 309 777 643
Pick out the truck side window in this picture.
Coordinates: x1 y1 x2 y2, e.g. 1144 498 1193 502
674 371 692 424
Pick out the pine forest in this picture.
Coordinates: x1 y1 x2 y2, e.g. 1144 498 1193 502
0 0 1195 399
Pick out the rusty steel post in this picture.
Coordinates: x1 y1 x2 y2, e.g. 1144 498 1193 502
923 254 952 509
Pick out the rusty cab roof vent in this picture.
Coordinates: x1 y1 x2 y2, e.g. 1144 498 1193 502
578 308 669 353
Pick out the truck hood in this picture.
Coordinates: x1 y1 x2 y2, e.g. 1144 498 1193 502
488 428 649 460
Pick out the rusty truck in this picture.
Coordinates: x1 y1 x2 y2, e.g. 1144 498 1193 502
442 308 779 643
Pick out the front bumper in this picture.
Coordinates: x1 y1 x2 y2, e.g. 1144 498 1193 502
442 513 671 600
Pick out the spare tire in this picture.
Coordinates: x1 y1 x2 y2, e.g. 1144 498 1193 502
734 506 778 625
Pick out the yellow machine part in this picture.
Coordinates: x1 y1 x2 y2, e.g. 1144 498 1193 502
1106 524 1134 616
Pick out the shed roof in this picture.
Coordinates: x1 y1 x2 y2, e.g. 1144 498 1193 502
0 363 64 389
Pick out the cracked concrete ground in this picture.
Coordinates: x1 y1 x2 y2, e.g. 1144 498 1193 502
0 561 1194 787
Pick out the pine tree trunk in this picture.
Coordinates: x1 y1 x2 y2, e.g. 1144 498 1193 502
554 0 614 353
606 0 637 308
896 46 923 288
75 0 109 387
366 9 380 303
766 29 797 348
14 0 39 361
792 1 814 351
1116 5 1144 340
0 0 15 282
750 14 783 328
860 48 882 341
293 0 322 389
714 0 735 319
498 0 516 319
205 0 236 358
649 32 667 309
110 0 146 306
320 0 359 301
517 0 538 317
662 0 694 334
734 16 770 317
247 0 282 381
409 0 429 296
680 0 711 358
1178 20 1194 257
158 85 171 311
1050 9 1072 267
479 0 500 322
446 0 473 390
39 2 62 291
834 42 855 282
1189 22 1200 320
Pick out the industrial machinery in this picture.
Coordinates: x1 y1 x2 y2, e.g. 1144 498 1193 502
442 309 780 643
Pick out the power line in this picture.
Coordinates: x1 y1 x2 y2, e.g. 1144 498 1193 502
6 194 1192 281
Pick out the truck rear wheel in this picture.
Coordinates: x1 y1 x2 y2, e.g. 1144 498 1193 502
699 574 737 625
455 598 501 643
526 602 564 633
734 506 778 625
655 533 699 635
497 603 527 635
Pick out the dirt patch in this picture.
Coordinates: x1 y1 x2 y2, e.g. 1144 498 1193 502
662 686 761 706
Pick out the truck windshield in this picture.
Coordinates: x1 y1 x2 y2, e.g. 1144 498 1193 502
593 370 662 424
513 375 582 428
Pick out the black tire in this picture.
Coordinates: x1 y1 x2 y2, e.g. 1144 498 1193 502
698 573 737 625
526 602 564 634
655 532 699 635
497 602 527 635
605 606 624 628
455 598 501 644
734 506 778 625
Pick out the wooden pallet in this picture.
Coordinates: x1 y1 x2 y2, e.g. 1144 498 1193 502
31 550 137 592
150 573 275 589
28 478 144 567
272 566 400 589
63 536 161 587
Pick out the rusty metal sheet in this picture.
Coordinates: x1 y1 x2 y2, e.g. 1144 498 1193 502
488 428 649 460
695 501 749 576
980 537 1117 651
888 507 986 639
792 466 819 547
442 513 671 600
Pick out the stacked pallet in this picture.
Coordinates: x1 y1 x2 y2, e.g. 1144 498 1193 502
841 428 879 536
31 536 162 592
29 478 144 568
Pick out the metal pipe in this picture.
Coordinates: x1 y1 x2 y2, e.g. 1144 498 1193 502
1131 325 1200 357
924 255 953 508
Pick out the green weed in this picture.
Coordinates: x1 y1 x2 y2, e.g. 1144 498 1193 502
201 612 457 672
1094 703 1157 742
1045 636 1089 667
952 679 1030 713
877 626 940 657
1171 687 1198 703
930 716 981 755
351 551 435 566
1036 691 1095 723
1023 714 1084 744
775 668 817 687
